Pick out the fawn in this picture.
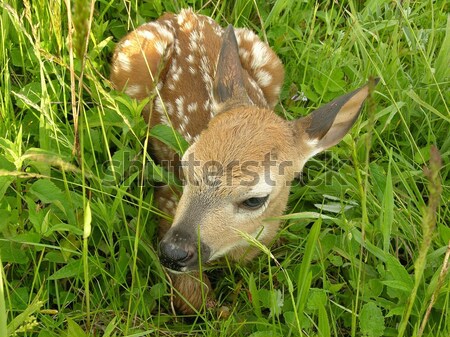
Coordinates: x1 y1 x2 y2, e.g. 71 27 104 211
110 8 375 314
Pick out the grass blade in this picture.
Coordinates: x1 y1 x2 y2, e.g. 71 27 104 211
0 258 6 337
296 218 322 318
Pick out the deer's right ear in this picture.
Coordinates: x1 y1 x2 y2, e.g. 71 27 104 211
293 80 378 163
213 25 251 113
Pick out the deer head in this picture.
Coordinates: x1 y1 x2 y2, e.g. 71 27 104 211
158 25 375 272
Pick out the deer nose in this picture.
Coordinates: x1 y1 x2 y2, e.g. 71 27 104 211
159 241 197 271
159 228 211 272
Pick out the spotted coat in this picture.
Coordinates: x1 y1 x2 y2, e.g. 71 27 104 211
110 9 284 221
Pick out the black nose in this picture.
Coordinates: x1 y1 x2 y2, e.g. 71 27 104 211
159 241 197 271
158 228 211 272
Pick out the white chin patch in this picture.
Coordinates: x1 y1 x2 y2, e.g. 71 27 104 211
208 225 267 262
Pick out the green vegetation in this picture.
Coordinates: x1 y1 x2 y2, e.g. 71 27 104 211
0 0 448 336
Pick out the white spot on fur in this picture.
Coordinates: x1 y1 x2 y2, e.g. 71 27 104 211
155 99 174 126
205 16 222 36
189 30 202 51
173 65 182 82
137 29 155 41
255 69 273 87
178 114 190 137
165 200 175 211
187 102 198 113
182 114 189 125
154 40 167 56
236 29 256 43
185 132 193 143
125 84 143 96
175 96 185 118
177 8 193 26
240 50 250 62
200 54 213 103
181 19 194 32
159 27 174 42
186 54 195 64
175 42 181 55
251 41 272 69
122 39 133 48
170 58 183 82
116 52 132 72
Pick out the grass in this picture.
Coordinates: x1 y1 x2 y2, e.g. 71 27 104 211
0 0 449 336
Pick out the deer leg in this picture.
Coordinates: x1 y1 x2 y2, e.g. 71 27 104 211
169 271 213 315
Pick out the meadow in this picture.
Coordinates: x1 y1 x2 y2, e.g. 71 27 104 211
0 0 449 336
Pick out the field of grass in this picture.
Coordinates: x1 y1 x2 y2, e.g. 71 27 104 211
0 0 449 336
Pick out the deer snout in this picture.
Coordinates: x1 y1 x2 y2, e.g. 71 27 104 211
159 229 211 272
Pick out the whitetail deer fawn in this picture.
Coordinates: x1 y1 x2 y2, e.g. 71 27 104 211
110 8 376 314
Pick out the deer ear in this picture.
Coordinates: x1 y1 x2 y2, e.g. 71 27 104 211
213 25 251 113
294 80 378 160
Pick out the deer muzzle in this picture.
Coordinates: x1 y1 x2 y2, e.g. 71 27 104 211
159 228 211 272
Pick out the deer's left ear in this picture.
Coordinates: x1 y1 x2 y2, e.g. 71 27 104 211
213 25 251 113
293 80 378 161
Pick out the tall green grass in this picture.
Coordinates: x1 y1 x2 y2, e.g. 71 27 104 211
0 0 448 336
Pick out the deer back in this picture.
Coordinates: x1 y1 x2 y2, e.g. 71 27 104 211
110 8 284 162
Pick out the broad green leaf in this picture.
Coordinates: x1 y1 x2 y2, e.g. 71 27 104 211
44 223 84 236
307 288 327 311
0 241 28 264
66 318 88 337
29 179 64 204
149 124 190 156
318 302 331 337
149 283 166 300
48 258 102 281
0 154 15 200
381 280 413 293
103 149 137 184
11 287 28 310
145 161 182 188
352 229 413 291
248 273 262 318
48 259 83 280
29 179 76 225
269 289 283 318
44 251 67 264
359 302 385 337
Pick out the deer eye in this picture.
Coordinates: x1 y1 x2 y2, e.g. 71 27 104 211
240 195 269 210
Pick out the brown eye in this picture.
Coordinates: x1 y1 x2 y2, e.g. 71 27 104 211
240 195 269 210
